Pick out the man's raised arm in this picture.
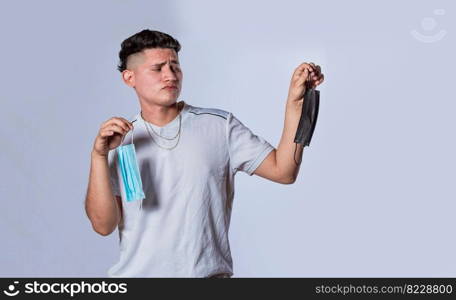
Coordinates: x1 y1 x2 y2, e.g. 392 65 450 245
85 117 133 236
254 62 324 184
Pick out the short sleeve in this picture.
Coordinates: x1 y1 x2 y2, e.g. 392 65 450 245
107 149 121 196
226 112 275 176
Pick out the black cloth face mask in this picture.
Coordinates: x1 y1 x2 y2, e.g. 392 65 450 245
293 87 320 165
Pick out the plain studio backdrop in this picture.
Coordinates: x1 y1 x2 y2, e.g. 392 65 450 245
0 0 454 277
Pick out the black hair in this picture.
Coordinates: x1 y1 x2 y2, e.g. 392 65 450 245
117 29 181 72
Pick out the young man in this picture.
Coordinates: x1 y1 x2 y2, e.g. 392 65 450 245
85 29 324 278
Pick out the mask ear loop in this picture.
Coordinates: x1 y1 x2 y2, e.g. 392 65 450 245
120 120 136 146
131 120 136 145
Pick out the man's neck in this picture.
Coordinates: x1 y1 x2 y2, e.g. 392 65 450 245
140 100 184 127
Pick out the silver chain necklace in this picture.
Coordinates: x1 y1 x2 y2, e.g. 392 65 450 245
146 116 180 140
142 104 182 150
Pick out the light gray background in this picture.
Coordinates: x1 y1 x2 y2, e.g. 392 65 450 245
1 0 454 277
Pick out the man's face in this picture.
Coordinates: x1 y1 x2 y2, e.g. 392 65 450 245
123 48 183 106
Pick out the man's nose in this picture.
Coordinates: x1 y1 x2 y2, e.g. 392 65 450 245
162 64 177 81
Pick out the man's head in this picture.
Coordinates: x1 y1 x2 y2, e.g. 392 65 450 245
118 29 183 107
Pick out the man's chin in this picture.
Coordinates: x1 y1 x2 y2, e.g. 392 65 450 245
141 97 180 107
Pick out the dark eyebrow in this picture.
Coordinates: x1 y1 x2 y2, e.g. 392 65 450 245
151 60 180 67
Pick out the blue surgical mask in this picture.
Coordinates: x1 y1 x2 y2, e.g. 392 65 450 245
117 123 145 206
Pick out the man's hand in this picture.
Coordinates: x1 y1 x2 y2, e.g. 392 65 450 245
92 117 134 158
287 62 324 105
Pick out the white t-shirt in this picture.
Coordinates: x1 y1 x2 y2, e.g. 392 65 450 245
107 101 274 277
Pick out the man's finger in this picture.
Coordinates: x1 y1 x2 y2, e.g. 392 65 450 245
102 118 132 132
309 63 322 77
314 74 325 86
295 62 314 76
294 67 311 84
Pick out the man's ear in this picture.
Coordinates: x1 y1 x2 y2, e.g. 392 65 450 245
122 69 135 88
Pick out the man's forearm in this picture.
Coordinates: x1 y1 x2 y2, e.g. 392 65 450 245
85 152 120 236
276 100 304 182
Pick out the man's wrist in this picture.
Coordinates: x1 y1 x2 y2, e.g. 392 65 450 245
91 150 108 160
286 98 303 114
